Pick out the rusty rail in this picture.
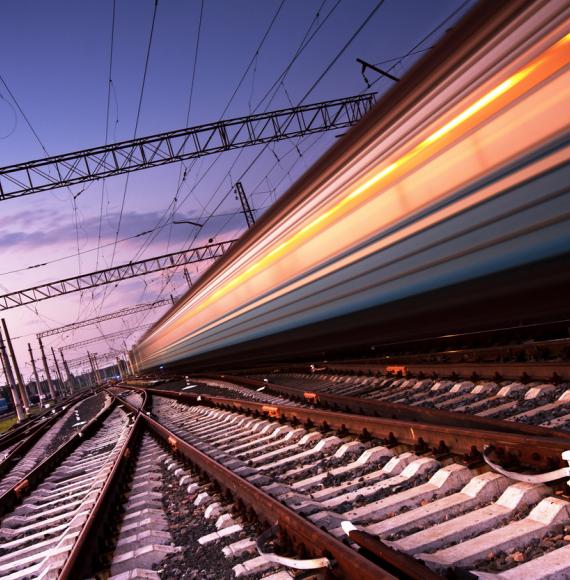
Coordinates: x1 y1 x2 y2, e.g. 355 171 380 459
345 527 442 580
141 387 570 471
0 389 89 452
208 374 566 441
112 389 399 580
230 360 570 382
59 392 147 579
321 362 570 382
0 395 117 517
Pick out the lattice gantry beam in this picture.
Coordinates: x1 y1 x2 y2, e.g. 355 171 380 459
66 351 121 368
0 94 374 200
60 325 154 352
0 239 235 310
37 297 175 338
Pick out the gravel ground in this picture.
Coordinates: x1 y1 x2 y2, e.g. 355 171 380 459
483 383 569 422
159 464 226 580
42 392 106 458
470 523 570 573
336 466 439 516
276 443 362 483
150 381 253 401
516 404 570 426
158 460 263 580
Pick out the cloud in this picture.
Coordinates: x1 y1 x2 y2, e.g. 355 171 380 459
0 207 62 229
0 208 243 255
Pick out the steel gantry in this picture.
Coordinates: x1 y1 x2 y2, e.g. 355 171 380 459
37 297 176 338
59 324 154 352
0 94 374 200
66 351 120 368
0 239 235 310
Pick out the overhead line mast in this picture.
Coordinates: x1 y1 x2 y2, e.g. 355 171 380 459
234 181 256 229
0 239 235 310
0 94 374 201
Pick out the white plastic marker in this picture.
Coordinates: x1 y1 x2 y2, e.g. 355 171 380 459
484 447 570 487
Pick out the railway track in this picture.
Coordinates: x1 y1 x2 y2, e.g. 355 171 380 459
1 377 568 579
0 391 106 493
125 377 303 407
0 387 392 579
0 394 123 578
0 389 93 455
258 372 570 432
113 385 570 579
0 392 108 498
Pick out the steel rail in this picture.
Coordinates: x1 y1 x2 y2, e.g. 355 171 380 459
234 359 570 382
318 362 570 382
111 389 399 580
139 387 570 471
198 374 566 441
343 526 441 580
58 392 147 579
0 389 88 451
0 395 117 517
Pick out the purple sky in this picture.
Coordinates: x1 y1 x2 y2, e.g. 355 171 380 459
0 0 471 380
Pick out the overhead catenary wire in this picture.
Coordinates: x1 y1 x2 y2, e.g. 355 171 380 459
0 207 270 277
89 0 120 350
0 75 88 330
299 0 385 104
135 0 342 269
108 0 294 316
364 0 472 92
95 0 117 273
130 0 291 266
165 0 362 245
110 0 159 268
128 0 350 316
95 0 160 321
165 0 205 254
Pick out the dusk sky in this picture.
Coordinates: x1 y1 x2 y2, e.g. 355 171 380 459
0 0 471 380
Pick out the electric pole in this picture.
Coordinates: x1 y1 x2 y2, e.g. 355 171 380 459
0 330 25 421
183 268 192 289
2 318 30 411
93 353 103 383
51 346 66 397
28 342 43 405
87 352 97 386
59 349 76 393
38 337 57 400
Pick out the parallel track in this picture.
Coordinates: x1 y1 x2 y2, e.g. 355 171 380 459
110 384 570 579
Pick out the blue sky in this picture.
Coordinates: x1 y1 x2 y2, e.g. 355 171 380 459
0 0 471 377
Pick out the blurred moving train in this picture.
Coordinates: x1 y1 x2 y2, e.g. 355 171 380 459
135 0 570 371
